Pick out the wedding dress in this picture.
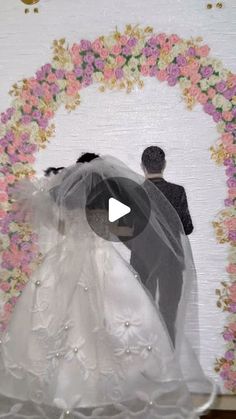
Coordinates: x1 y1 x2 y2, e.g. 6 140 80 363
0 156 216 418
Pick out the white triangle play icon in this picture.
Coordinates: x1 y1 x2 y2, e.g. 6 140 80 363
108 198 131 222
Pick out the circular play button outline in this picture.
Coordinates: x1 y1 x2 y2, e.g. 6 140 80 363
85 176 151 242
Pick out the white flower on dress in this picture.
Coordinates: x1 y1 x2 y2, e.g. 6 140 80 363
109 310 142 340
137 333 161 360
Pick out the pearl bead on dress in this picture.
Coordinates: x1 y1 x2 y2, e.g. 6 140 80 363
125 321 130 327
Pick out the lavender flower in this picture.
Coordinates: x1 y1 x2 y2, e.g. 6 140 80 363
84 53 95 65
142 47 153 57
176 55 187 66
225 350 235 360
115 68 124 79
216 81 227 93
187 47 196 57
150 66 158 77
122 46 132 57
80 40 92 51
200 66 214 79
229 231 236 241
94 59 104 71
75 67 83 78
167 64 180 78
213 111 222 122
223 89 234 100
55 69 65 79
203 102 215 115
127 37 138 48
167 76 177 86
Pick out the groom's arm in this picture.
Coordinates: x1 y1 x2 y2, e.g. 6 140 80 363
179 187 194 235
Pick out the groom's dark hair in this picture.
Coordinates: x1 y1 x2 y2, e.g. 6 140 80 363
141 146 165 173
76 152 100 163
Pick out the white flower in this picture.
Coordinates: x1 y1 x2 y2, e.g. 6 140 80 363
218 68 229 80
179 78 191 89
222 100 232 112
109 310 142 339
217 121 226 134
199 79 209 91
212 94 225 108
208 75 220 87
211 59 223 72
93 72 104 83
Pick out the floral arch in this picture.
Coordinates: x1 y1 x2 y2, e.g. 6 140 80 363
0 25 236 392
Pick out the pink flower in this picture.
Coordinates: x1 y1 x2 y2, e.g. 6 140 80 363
198 93 208 104
111 44 122 55
222 133 234 145
66 72 76 81
100 48 109 59
225 145 236 154
0 192 8 202
0 180 7 191
189 86 200 97
47 73 57 84
103 68 114 80
190 73 201 84
141 64 150 76
156 70 167 81
228 187 236 199
224 219 236 230
67 80 81 96
162 42 172 54
208 88 216 99
0 282 11 292
0 209 6 218
23 104 32 114
120 35 128 46
169 34 181 44
3 303 13 314
227 264 236 274
147 56 157 66
92 39 103 53
229 323 236 332
115 56 125 66
197 45 210 57
223 112 233 122
156 33 166 46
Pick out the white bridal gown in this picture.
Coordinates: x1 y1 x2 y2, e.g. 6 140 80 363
0 157 215 418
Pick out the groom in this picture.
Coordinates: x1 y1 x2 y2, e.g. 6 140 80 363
131 146 194 346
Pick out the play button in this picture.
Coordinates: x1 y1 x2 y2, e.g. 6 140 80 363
85 176 151 242
108 198 131 222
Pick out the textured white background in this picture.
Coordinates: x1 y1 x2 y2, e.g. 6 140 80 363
0 0 236 393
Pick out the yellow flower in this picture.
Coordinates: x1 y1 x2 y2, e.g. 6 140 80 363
232 96 236 106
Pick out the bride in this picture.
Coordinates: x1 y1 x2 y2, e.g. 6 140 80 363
0 154 215 418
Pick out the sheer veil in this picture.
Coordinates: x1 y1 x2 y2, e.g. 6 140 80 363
0 155 216 418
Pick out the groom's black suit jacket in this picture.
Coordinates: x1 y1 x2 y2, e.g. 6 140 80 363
146 177 193 235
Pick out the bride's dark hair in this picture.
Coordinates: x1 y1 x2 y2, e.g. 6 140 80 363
76 153 99 163
44 166 65 177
